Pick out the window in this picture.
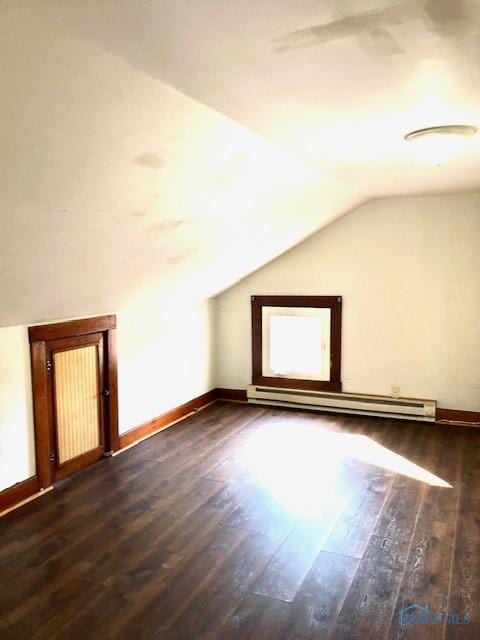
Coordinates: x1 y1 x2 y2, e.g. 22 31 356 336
263 307 331 380
251 295 342 392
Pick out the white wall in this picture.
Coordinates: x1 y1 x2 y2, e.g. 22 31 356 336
117 299 215 434
215 193 480 411
0 298 215 491
0 326 36 491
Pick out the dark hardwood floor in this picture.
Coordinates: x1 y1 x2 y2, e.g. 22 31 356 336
0 401 478 639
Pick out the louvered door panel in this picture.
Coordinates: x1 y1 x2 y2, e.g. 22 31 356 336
53 345 101 464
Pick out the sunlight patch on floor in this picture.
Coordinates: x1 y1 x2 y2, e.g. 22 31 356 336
241 421 451 514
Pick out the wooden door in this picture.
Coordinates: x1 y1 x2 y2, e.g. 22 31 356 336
46 333 106 480
29 315 119 489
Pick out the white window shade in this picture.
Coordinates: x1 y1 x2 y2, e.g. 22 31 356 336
262 306 331 381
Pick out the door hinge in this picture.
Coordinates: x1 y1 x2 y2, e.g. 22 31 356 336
46 360 52 371
49 451 56 462
101 389 110 397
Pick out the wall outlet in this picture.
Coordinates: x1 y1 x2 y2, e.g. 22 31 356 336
391 386 400 398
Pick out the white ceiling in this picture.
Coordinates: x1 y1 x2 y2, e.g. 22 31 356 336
1 1 479 326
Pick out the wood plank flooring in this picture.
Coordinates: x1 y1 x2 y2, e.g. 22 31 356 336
0 401 478 639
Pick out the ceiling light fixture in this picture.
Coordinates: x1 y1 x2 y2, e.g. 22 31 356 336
404 124 478 164
404 124 477 142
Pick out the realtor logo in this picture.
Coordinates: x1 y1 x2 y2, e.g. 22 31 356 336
399 604 471 627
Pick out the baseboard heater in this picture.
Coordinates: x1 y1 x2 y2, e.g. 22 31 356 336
247 385 436 422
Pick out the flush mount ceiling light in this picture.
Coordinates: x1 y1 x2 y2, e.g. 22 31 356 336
404 124 477 141
404 124 478 164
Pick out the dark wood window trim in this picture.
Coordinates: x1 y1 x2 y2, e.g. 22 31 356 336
29 315 119 489
251 295 342 393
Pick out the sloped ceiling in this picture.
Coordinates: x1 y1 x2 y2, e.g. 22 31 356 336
1 1 479 326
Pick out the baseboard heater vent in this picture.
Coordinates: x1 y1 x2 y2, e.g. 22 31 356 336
247 385 436 422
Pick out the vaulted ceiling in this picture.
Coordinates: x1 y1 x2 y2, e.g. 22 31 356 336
1 1 479 326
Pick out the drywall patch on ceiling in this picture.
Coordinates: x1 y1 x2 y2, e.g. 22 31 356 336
271 4 412 54
132 152 164 169
424 0 475 36
368 27 405 55
166 250 193 265
148 220 184 233
272 0 480 55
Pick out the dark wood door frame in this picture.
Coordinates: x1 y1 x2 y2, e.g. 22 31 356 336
29 315 119 490
46 332 106 482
